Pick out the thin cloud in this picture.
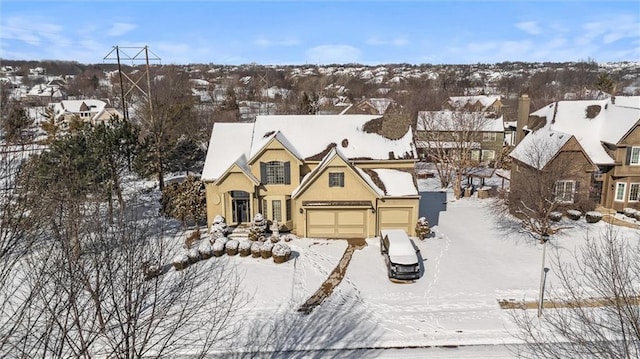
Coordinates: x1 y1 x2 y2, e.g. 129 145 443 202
366 36 409 47
306 44 361 65
516 21 542 35
254 36 300 48
107 22 137 37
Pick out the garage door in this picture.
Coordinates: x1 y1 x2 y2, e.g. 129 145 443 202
378 207 412 234
306 209 367 238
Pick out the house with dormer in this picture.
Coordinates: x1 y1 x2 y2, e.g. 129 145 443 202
510 95 640 212
442 95 503 113
50 99 123 125
201 115 420 238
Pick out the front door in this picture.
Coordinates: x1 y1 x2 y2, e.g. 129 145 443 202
231 191 250 223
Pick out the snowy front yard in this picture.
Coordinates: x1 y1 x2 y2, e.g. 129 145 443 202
207 181 639 356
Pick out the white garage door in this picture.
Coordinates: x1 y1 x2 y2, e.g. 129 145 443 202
306 209 367 238
378 207 412 234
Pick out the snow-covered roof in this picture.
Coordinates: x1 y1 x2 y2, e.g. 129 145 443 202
447 95 501 111
371 169 418 196
523 97 640 165
509 127 573 170
202 115 416 183
416 111 504 132
52 99 107 114
201 123 254 181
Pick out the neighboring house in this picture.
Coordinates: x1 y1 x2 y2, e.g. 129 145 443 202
201 115 420 238
415 110 505 164
50 99 123 125
340 98 400 115
442 95 503 113
510 95 640 211
26 83 66 105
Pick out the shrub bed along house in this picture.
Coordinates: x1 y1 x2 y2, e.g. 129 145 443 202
585 211 603 223
634 211 640 221
260 241 274 259
187 247 200 263
566 209 582 220
623 207 637 218
172 252 189 270
212 237 228 257
225 239 239 256
549 212 563 222
199 240 213 259
239 239 252 256
251 241 262 257
272 243 292 263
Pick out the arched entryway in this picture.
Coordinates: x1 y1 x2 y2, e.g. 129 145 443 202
231 190 251 223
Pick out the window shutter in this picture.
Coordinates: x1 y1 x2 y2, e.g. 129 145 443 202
284 162 291 184
260 162 266 183
626 147 632 165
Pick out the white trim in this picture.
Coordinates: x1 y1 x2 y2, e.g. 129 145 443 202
615 182 627 202
555 180 576 204
629 183 640 202
631 147 640 165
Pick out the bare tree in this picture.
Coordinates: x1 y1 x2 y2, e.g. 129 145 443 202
510 225 640 358
508 129 595 239
416 110 493 198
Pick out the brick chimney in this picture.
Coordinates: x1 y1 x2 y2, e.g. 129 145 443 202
515 94 530 146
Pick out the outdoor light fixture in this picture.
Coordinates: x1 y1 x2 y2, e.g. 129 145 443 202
299 208 303 214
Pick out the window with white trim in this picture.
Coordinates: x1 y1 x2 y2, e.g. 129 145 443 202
629 183 640 202
554 180 576 203
272 200 282 222
482 132 497 142
266 161 285 184
615 183 627 202
631 147 640 165
329 172 344 187
482 149 496 161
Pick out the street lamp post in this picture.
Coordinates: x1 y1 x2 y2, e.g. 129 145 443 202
538 233 550 317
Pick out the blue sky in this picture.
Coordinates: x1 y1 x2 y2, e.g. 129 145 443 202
1 1 639 65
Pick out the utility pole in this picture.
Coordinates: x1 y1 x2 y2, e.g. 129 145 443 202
538 233 550 317
103 45 161 122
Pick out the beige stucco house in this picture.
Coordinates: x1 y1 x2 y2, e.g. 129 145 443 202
201 115 420 238
51 99 123 125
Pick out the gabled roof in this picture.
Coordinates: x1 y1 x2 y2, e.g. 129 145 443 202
214 154 260 186
509 127 573 170
291 146 384 198
416 110 504 132
446 95 501 111
201 115 416 182
525 96 640 165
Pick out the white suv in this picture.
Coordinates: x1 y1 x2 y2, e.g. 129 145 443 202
380 229 421 281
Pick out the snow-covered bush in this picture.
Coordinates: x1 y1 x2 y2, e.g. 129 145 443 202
211 214 229 236
566 209 582 220
212 241 225 257
270 234 281 243
238 239 252 257
585 211 603 224
249 213 268 241
187 247 200 263
415 217 430 240
549 211 563 222
282 233 295 242
634 211 640 221
172 253 189 270
198 240 213 259
260 241 274 259
142 260 161 280
225 239 239 256
272 243 292 264
251 241 262 257
623 207 637 218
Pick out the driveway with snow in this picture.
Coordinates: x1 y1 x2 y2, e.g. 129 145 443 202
213 179 639 357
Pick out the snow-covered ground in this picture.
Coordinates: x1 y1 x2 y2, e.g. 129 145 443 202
203 176 640 357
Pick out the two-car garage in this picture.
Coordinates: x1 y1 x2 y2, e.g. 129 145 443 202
302 200 417 239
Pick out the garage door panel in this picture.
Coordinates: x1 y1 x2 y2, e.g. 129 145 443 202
307 209 366 238
379 208 412 233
